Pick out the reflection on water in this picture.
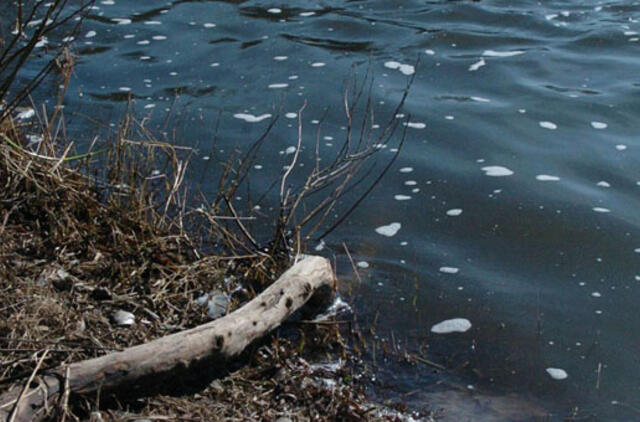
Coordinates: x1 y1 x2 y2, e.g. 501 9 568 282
8 0 640 420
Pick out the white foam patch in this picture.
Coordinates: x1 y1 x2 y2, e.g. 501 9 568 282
546 368 568 380
591 121 608 129
425 49 435 55
204 23 216 28
471 96 490 103
299 11 316 17
405 122 426 129
267 8 282 13
539 121 557 130
285 112 297 119
357 261 369 269
593 207 610 213
616 144 627 150
439 266 459 274
536 174 560 181
274 56 288 61
16 108 35 120
311 62 326 67
112 18 132 25
597 181 610 188
482 50 525 57
399 167 413 173
446 208 463 216
375 222 401 237
285 146 296 154
268 83 288 89
431 318 472 334
469 58 485 71
384 61 415 75
482 166 514 177
399 64 415 75
394 195 412 201
233 113 272 123
85 30 97 38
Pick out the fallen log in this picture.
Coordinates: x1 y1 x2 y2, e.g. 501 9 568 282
0 255 334 422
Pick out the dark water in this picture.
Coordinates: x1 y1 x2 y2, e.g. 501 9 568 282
9 0 640 419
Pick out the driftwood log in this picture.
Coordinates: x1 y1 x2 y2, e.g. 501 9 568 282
0 255 334 422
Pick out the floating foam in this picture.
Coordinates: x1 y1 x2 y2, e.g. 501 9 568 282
16 108 35 120
394 195 411 201
536 174 560 181
446 208 462 216
539 121 557 130
591 121 607 129
482 50 525 57
439 266 459 274
431 318 471 334
469 58 485 71
546 368 568 380
384 61 415 75
233 113 272 123
482 166 514 177
592 207 610 213
405 122 426 129
398 64 415 75
268 83 288 89
375 222 401 237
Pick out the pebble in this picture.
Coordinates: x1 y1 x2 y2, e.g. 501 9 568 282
207 293 230 319
112 310 135 326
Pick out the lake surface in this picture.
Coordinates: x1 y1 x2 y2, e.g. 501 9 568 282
10 0 640 419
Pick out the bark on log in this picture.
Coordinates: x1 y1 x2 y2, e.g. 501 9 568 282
0 255 334 422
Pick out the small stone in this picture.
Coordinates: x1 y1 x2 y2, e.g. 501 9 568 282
112 310 135 326
50 268 72 291
91 287 112 301
207 294 229 319
195 293 209 306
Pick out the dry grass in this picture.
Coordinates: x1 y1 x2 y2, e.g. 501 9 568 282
0 115 428 420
